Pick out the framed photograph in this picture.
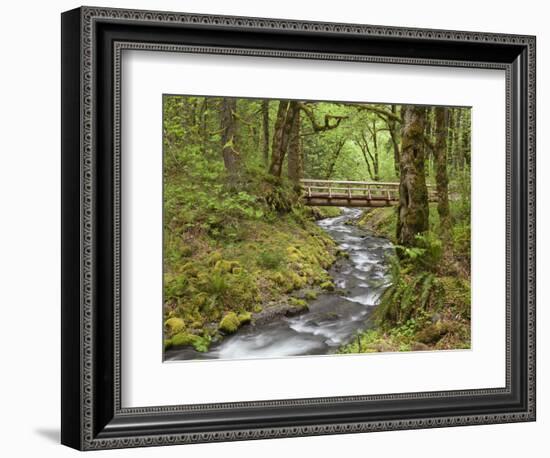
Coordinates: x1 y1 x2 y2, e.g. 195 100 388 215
61 6 536 450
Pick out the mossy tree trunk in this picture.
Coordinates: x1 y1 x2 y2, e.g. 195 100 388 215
269 101 300 178
434 107 452 246
287 109 302 184
452 108 462 171
397 105 429 246
221 97 240 177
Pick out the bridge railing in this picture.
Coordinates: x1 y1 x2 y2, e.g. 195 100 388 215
300 179 436 201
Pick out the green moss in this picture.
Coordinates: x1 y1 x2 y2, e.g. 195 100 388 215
206 251 223 265
237 312 252 325
307 206 343 220
304 290 318 300
214 259 241 274
164 317 185 336
219 312 240 334
287 297 309 314
257 250 285 269
355 207 397 241
289 297 307 308
320 281 335 291
168 332 211 352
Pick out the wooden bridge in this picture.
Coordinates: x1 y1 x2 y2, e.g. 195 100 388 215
300 179 436 207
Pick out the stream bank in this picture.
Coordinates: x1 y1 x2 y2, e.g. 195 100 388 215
165 208 393 361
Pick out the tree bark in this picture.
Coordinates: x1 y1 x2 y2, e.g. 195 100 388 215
269 100 299 177
397 106 430 246
220 97 240 176
434 107 451 244
262 99 270 167
287 109 302 184
452 108 462 170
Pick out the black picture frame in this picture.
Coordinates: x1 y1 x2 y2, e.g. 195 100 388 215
61 6 536 450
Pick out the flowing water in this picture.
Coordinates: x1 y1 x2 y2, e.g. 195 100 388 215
164 208 393 361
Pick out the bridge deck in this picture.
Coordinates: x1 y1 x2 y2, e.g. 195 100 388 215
300 179 436 208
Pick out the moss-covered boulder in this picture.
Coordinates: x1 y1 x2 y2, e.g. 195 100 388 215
168 332 210 352
320 281 335 291
164 317 185 336
286 297 309 316
304 290 318 300
237 312 252 325
219 312 240 334
416 322 449 344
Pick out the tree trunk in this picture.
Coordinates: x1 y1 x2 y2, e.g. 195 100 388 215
434 107 451 244
397 106 430 246
287 109 302 184
452 108 462 170
388 105 401 177
326 139 346 179
220 97 240 176
269 101 299 177
262 99 270 167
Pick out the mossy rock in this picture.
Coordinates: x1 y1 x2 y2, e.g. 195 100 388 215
237 312 252 325
219 312 240 334
164 339 173 350
320 281 335 291
416 322 450 344
286 297 309 316
289 297 307 308
336 249 350 259
164 317 185 336
304 290 318 300
169 332 210 352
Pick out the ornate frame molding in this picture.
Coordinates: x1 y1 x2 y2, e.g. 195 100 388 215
61 6 536 450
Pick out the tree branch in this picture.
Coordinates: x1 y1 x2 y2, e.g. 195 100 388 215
299 103 348 132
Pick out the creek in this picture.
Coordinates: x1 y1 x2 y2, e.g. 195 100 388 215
164 208 393 361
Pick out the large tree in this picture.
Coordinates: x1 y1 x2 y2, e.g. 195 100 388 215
268 100 299 177
287 108 302 184
396 106 429 246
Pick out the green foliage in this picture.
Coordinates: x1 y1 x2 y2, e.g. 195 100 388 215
257 250 285 270
168 332 211 352
304 290 318 300
320 281 335 291
162 94 471 354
